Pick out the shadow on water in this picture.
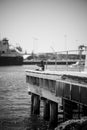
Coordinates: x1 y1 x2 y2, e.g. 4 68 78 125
0 115 49 130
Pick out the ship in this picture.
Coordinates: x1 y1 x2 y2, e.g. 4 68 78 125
0 38 23 66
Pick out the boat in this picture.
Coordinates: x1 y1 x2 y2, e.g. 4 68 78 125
0 38 23 66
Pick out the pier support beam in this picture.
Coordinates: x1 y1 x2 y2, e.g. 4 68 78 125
63 99 74 121
31 93 34 114
49 101 58 128
43 99 50 121
82 105 87 116
31 94 40 115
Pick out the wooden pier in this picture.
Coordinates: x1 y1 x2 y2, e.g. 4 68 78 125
26 69 87 128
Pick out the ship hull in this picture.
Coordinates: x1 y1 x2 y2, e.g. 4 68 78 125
0 56 23 66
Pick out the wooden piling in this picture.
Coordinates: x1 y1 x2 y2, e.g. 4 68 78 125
82 105 87 116
43 99 50 121
49 101 58 128
31 93 34 114
31 93 40 115
63 99 73 121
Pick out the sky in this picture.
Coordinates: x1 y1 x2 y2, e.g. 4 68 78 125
0 0 87 53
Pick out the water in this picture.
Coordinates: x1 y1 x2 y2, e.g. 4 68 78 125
0 65 49 130
0 65 79 130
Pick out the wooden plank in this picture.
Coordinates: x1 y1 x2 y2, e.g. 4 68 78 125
63 83 71 99
71 84 80 102
80 87 87 105
56 81 64 97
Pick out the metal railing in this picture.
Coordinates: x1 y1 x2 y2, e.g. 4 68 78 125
45 49 86 72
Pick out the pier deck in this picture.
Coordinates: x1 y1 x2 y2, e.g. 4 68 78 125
26 69 87 128
26 69 87 103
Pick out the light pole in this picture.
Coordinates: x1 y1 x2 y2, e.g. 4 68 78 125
64 34 68 70
32 37 38 61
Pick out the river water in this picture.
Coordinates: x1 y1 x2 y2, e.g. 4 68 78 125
0 65 80 130
0 65 51 130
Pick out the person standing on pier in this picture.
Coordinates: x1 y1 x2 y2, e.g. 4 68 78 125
37 60 45 71
40 60 45 71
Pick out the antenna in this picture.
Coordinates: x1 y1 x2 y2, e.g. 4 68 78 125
64 34 68 70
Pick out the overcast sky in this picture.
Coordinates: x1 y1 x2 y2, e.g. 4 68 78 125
0 0 87 53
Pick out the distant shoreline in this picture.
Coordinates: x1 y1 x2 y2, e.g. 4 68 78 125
23 60 77 65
